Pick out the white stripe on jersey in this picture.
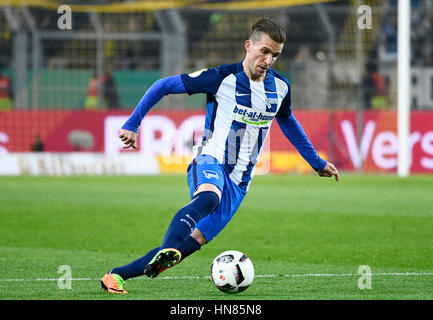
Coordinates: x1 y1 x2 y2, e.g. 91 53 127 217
229 81 270 186
194 72 289 190
274 77 290 103
197 74 237 162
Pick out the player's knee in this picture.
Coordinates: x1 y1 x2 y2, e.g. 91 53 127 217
191 228 207 245
193 190 220 214
194 183 222 201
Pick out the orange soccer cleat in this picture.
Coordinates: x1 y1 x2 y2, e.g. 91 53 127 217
101 273 128 294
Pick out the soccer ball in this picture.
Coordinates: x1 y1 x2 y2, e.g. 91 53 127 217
210 250 254 294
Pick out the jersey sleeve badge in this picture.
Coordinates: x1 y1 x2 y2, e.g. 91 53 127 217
188 68 208 78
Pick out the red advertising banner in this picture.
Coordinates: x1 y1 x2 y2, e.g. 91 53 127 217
1 110 432 174
332 110 433 173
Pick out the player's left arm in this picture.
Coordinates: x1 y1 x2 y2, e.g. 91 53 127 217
317 161 339 181
275 95 339 182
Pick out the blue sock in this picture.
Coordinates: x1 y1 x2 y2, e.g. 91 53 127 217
109 192 217 281
160 191 219 249
110 236 202 280
110 247 160 281
178 236 201 262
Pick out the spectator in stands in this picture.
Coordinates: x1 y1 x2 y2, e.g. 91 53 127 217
363 61 387 109
31 135 44 152
85 72 100 110
85 70 120 109
289 45 327 109
380 14 397 62
102 71 120 109
0 72 12 110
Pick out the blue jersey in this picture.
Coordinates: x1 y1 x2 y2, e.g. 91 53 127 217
122 61 326 192
181 62 292 191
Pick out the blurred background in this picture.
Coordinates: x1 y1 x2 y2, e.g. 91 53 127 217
0 0 432 175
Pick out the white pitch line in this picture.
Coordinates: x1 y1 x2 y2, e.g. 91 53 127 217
0 272 432 282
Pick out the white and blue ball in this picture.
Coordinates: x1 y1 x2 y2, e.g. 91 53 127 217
210 250 254 294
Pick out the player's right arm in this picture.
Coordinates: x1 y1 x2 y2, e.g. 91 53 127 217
119 75 186 149
120 67 225 149
119 129 138 149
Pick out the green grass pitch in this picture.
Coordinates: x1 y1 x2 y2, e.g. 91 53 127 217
0 173 432 300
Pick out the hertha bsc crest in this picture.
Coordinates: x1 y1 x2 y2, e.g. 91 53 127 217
203 170 218 180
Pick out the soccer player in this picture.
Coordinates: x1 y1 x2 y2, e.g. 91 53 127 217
101 18 339 294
